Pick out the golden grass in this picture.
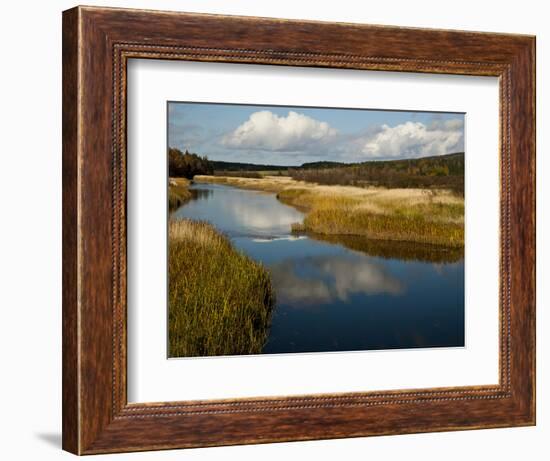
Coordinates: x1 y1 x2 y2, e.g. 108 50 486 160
168 177 192 210
195 175 464 247
168 219 275 357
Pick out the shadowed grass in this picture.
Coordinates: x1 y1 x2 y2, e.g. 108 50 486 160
168 219 275 357
306 233 464 263
168 177 192 210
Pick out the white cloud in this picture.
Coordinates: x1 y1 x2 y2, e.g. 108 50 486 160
360 120 463 158
221 110 338 152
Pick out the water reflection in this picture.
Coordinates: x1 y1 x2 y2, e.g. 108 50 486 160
173 183 304 238
174 182 465 354
308 233 464 264
270 255 403 305
189 188 213 201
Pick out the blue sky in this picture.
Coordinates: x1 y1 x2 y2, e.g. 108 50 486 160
168 102 464 166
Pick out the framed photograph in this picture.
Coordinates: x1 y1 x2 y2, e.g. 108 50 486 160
62 6 535 455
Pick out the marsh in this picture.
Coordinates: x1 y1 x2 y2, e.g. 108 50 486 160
166 101 465 358
170 181 464 356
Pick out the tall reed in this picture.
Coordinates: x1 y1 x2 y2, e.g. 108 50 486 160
168 219 275 357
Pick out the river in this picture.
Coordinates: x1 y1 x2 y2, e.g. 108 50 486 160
172 182 464 355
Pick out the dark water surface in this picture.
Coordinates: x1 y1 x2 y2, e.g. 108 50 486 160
173 183 464 354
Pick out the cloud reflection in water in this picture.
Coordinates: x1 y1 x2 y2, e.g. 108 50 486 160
174 185 304 238
270 255 404 306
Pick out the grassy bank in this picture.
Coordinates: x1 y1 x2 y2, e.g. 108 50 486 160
281 188 464 247
195 175 464 248
168 177 192 210
169 219 275 357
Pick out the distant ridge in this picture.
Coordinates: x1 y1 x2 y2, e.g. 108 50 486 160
210 152 464 172
289 152 464 194
210 160 291 171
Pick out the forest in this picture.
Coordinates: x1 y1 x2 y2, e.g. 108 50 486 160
168 148 213 178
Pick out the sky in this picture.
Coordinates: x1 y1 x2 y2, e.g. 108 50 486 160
168 102 465 166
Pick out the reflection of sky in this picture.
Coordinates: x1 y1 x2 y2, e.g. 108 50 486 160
174 183 465 353
173 184 304 238
269 255 403 305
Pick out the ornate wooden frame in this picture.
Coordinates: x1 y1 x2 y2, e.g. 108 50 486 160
62 5 536 455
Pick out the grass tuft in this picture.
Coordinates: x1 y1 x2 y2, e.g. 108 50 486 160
168 219 275 357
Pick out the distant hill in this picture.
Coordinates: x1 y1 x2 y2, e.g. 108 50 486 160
298 161 347 169
353 152 464 175
289 152 465 195
210 152 464 174
210 160 291 171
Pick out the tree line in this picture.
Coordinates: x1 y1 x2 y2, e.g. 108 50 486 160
289 153 465 195
168 148 213 178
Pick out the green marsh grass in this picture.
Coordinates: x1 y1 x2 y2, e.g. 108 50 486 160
168 219 275 357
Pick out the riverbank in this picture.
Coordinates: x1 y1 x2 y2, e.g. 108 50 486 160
168 219 275 357
168 177 192 210
194 175 464 247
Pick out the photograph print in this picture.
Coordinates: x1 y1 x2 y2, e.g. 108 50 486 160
167 102 465 358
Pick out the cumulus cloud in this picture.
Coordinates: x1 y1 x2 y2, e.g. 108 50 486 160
221 110 338 152
359 119 463 158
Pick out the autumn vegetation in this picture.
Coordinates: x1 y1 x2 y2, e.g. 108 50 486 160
167 148 465 357
168 219 275 357
194 175 464 248
168 148 213 178
168 177 192 210
288 153 464 196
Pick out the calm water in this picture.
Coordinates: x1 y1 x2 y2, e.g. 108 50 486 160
173 183 464 354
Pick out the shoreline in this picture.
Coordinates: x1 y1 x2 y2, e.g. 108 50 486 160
194 175 464 248
168 177 192 210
